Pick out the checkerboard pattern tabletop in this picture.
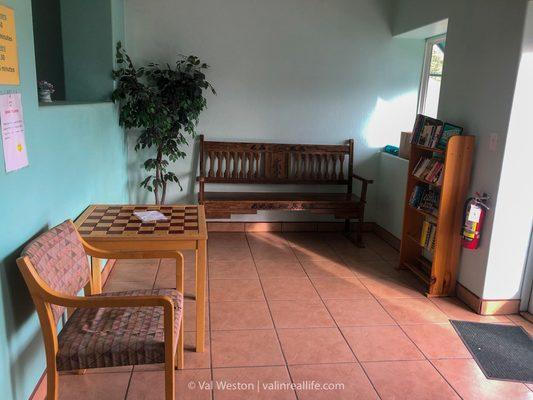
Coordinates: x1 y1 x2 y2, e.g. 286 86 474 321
77 205 200 237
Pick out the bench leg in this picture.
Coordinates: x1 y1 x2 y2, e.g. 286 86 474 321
355 216 364 248
344 216 365 248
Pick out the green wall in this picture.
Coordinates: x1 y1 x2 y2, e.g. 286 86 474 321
60 0 115 102
31 0 66 100
0 1 127 399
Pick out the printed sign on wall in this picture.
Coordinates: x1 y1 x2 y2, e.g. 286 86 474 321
0 5 19 85
0 93 28 172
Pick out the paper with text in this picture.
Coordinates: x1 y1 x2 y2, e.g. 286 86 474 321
1 93 28 172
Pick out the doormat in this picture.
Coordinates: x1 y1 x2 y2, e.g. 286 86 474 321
450 320 533 383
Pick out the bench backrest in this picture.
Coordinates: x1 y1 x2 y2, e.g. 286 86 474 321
199 135 354 188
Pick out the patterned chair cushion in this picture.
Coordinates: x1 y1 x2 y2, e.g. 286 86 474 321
21 221 90 322
56 289 183 371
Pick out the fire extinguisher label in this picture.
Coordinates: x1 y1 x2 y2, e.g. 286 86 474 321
468 205 482 223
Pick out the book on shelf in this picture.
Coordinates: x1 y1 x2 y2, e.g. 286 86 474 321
411 114 463 150
412 157 444 184
419 219 437 253
409 183 440 216
437 123 463 150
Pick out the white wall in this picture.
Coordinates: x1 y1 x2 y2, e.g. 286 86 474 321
392 0 528 297
376 152 408 238
124 0 424 222
483 3 533 300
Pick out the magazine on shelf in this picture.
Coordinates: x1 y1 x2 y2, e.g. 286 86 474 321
411 114 463 151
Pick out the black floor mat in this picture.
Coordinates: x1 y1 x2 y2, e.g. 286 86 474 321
450 320 533 383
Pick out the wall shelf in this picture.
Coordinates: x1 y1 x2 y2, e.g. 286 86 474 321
400 135 475 297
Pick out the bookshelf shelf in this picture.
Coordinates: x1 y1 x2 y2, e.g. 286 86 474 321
413 144 445 154
411 175 442 187
406 233 420 245
404 261 433 285
400 135 475 297
408 205 438 221
413 175 441 188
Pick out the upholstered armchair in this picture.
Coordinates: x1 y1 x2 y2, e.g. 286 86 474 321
17 220 184 400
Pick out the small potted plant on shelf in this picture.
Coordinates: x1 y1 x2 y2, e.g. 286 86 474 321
112 42 215 205
38 81 55 102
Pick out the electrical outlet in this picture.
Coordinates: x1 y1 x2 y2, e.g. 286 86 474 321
489 133 498 152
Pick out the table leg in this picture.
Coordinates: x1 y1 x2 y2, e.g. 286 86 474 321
195 240 207 352
91 257 102 295
193 249 198 300
176 254 185 369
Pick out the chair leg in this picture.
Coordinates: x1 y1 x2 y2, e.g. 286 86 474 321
165 354 175 400
175 323 184 370
47 366 59 400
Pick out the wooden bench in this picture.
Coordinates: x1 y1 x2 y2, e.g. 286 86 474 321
197 135 373 245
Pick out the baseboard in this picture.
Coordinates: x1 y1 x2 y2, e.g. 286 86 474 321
373 224 401 251
207 221 374 233
455 282 520 316
521 312 533 324
29 259 117 400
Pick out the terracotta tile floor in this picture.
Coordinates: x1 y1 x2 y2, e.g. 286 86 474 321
58 232 533 399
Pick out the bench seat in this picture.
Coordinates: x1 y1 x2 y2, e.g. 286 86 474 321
203 192 362 219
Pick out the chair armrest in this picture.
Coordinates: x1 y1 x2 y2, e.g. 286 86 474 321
82 241 184 262
38 282 176 313
352 174 374 184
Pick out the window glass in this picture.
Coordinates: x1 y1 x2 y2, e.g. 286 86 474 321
419 36 446 118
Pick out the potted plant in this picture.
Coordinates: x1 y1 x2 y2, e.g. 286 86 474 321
112 42 215 204
38 81 55 102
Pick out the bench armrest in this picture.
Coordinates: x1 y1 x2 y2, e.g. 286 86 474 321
352 174 374 184
352 174 373 203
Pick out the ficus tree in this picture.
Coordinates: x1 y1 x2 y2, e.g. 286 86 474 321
111 42 215 204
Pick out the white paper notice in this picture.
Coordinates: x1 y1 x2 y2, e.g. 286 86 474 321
0 93 28 172
133 210 168 222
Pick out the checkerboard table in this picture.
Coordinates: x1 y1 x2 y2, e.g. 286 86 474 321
78 205 201 236
75 204 208 352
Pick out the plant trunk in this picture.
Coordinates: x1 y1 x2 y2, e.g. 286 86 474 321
154 147 164 205
161 181 167 205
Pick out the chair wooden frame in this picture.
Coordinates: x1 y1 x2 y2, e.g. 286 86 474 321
17 226 184 400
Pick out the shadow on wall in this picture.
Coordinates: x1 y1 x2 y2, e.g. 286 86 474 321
0 225 50 399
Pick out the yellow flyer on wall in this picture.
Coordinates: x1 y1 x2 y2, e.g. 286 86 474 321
0 93 28 172
0 5 19 85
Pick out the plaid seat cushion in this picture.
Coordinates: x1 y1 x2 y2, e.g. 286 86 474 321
57 289 183 371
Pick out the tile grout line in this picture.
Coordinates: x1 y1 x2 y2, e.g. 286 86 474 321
123 367 135 400
244 232 301 400
285 233 384 400
124 258 162 400
336 243 466 399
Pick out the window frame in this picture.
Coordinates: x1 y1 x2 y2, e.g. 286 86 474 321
417 34 446 116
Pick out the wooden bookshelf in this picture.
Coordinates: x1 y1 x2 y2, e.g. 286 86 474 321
399 135 475 297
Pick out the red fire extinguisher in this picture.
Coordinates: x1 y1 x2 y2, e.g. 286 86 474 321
461 192 490 249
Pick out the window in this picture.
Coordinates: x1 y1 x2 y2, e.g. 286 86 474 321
418 35 446 118
31 0 114 104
